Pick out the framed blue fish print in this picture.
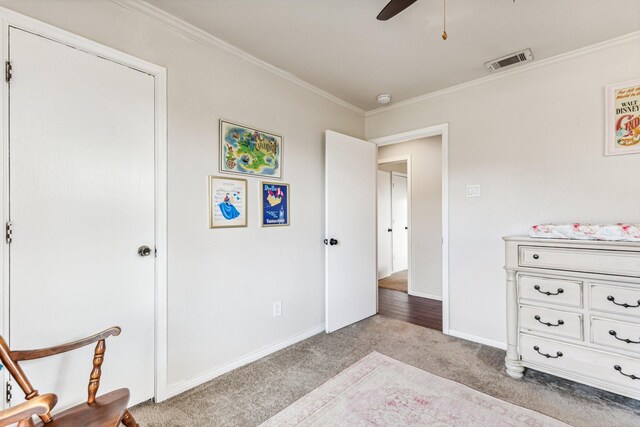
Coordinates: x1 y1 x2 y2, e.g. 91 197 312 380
209 176 247 228
220 120 283 179
261 182 289 227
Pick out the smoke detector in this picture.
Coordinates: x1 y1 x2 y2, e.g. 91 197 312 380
377 94 392 105
485 48 534 72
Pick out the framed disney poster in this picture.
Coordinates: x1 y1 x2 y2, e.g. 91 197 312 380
605 79 640 156
208 176 247 228
219 120 283 178
261 182 289 227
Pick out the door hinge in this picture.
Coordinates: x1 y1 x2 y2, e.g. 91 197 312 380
5 381 12 403
5 61 11 83
5 221 12 244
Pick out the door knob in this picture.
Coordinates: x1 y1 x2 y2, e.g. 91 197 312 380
387 228 392 232
138 245 152 257
329 238 338 246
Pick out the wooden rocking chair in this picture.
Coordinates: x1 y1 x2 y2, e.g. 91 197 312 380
0 327 139 427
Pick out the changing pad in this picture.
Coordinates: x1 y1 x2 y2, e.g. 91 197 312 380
529 223 640 242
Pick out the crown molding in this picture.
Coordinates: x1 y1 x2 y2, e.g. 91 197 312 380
366 30 640 117
111 0 365 116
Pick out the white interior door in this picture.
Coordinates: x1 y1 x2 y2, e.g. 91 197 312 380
392 173 408 272
377 170 392 279
325 131 376 333
8 27 155 408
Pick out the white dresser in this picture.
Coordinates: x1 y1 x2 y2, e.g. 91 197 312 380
504 236 640 399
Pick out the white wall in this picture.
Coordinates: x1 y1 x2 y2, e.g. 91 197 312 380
378 137 442 298
366 36 640 346
0 0 364 394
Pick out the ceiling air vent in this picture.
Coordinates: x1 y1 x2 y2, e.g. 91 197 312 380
485 49 533 72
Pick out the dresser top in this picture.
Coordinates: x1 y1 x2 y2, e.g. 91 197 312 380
503 235 640 250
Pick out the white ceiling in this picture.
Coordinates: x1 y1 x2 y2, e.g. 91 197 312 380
145 0 640 111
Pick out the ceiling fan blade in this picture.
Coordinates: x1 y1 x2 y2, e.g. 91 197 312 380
376 0 418 21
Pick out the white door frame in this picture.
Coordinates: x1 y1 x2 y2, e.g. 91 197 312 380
0 7 169 403
377 157 412 292
371 123 450 335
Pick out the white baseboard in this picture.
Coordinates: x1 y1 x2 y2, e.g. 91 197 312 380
408 290 442 301
165 324 325 399
448 329 507 350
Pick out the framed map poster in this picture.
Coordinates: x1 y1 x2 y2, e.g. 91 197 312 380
220 120 283 178
261 182 289 227
605 79 640 156
209 176 247 228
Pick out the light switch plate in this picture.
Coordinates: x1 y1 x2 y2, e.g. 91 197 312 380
273 301 282 317
466 185 480 197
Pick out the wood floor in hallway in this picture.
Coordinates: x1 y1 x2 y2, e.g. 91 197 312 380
378 287 442 330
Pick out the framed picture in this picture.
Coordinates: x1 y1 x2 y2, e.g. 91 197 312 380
220 120 283 178
261 182 289 227
209 176 247 228
605 79 640 156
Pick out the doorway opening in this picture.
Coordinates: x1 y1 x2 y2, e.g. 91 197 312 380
375 129 446 332
377 164 408 292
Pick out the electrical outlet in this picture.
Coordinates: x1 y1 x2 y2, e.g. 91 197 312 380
273 301 282 317
466 185 480 197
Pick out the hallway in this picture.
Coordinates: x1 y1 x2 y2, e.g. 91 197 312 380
378 287 442 330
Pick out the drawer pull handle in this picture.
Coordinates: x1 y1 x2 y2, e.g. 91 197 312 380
532 254 539 260
609 330 640 344
534 315 564 327
534 285 564 296
614 365 639 380
606 295 640 309
533 345 563 359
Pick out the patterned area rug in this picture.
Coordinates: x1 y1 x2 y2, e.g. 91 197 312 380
261 352 568 426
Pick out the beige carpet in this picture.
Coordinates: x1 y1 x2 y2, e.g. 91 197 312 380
262 352 567 426
378 270 408 292
131 316 640 426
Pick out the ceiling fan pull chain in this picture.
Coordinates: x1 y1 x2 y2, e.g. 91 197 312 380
442 0 448 40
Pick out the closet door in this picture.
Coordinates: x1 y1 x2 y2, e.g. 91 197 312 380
8 27 155 408
377 170 392 279
392 173 408 272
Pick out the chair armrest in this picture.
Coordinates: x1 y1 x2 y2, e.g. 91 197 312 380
9 327 121 361
0 393 57 427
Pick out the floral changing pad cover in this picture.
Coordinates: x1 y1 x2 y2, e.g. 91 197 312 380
529 224 640 242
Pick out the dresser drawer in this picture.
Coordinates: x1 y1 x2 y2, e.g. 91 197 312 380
592 317 640 354
518 275 582 307
520 305 582 340
591 283 640 317
521 334 640 393
519 246 640 276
